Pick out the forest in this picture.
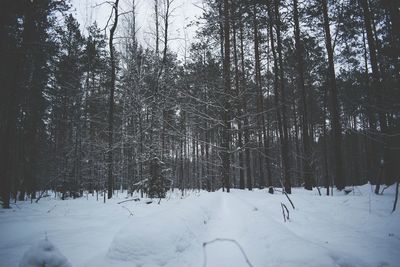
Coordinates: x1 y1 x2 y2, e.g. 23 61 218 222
0 0 399 207
1 0 400 266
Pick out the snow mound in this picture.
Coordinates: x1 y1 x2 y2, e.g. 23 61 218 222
19 239 71 267
106 194 215 266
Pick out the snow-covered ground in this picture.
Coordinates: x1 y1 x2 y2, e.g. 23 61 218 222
1 184 399 267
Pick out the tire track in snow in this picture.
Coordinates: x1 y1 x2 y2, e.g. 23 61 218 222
202 192 259 267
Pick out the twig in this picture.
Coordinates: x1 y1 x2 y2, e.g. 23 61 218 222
47 205 57 213
36 190 47 203
92 1 113 8
279 179 295 209
316 186 322 196
369 190 372 214
281 203 290 222
36 175 63 203
284 191 295 209
122 206 134 216
202 238 253 267
392 180 399 213
344 189 353 195
380 185 391 195
117 198 140 204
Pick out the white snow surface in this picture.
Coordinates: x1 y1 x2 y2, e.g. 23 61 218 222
1 184 399 267
18 238 71 267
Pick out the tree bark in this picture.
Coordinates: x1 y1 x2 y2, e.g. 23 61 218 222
107 0 119 199
222 0 231 193
238 5 252 191
293 0 314 190
268 0 284 192
274 0 291 193
360 0 391 186
232 7 245 190
253 5 266 189
0 2 20 208
322 0 344 190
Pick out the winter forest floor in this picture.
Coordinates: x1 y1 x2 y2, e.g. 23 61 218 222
0 184 399 267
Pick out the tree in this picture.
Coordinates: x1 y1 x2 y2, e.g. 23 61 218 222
321 0 344 190
253 3 266 189
222 0 232 192
51 14 85 198
2 0 400 205
107 0 120 199
293 0 314 190
82 22 109 194
0 0 22 208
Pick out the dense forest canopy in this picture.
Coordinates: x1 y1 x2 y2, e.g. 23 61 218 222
1 0 399 208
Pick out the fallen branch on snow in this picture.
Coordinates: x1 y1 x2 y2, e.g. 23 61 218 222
35 175 64 203
117 198 140 204
121 206 134 216
279 180 295 209
36 190 49 203
316 186 322 196
392 179 399 213
47 205 57 213
202 238 253 267
344 189 353 195
281 203 290 222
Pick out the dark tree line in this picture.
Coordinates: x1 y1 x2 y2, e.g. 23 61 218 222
1 0 399 207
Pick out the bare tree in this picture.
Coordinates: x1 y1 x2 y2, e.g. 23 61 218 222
293 0 314 190
107 0 120 199
321 0 344 190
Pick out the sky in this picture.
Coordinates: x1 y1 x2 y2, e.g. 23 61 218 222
70 0 204 58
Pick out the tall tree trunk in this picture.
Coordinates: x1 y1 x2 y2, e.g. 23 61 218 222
263 113 272 187
253 5 266 189
192 133 196 185
384 0 400 81
0 3 19 208
293 0 313 190
292 95 301 187
323 93 330 195
222 0 231 193
238 6 252 191
264 31 273 188
321 0 344 190
107 0 119 199
360 0 391 190
232 8 245 190
268 0 284 191
362 26 377 180
274 0 291 193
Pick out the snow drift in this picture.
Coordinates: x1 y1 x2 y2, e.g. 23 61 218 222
106 194 215 266
19 238 71 267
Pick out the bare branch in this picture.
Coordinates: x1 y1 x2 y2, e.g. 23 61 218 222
202 238 253 267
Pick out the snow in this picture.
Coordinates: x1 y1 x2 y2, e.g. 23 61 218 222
19 239 71 267
1 185 399 267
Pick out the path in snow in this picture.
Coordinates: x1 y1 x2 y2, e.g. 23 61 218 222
202 193 253 267
201 191 343 267
1 186 399 267
89 189 400 267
